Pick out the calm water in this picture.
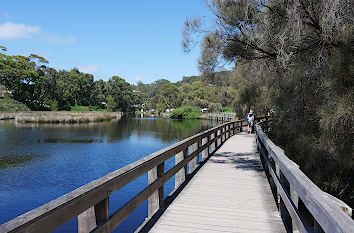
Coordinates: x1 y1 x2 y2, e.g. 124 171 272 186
0 116 218 232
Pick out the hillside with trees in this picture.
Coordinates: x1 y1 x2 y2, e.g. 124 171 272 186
132 71 236 114
183 0 353 205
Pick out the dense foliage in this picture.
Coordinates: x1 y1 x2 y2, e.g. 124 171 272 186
169 106 202 119
184 0 354 204
133 73 236 113
0 96 30 112
0 47 135 112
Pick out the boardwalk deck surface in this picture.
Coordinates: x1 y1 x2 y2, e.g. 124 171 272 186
148 132 286 233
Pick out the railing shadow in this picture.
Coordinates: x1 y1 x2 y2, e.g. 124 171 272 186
210 151 263 172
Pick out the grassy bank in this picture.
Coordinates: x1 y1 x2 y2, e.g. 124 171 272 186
1 111 123 123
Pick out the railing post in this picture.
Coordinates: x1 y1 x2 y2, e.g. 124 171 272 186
214 131 217 150
290 185 299 232
275 163 281 208
279 173 292 232
208 134 212 154
265 115 269 134
78 207 96 233
216 129 220 147
188 142 198 174
202 136 208 161
95 197 109 225
148 161 165 218
240 121 243 132
175 149 187 189
78 197 110 233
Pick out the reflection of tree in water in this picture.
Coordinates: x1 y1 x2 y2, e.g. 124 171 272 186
0 154 47 169
0 117 220 145
105 117 218 143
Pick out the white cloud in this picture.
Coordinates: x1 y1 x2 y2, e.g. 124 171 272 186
0 22 41 39
0 22 76 44
78 65 99 74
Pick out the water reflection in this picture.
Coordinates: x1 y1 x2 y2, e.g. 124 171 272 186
39 139 104 144
0 154 43 169
0 116 216 146
0 116 219 232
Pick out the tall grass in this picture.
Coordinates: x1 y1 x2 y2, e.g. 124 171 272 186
15 111 123 123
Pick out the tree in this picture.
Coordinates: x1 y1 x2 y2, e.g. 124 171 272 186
106 76 133 112
184 0 354 202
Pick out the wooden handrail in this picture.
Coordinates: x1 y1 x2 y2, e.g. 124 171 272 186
256 124 353 233
0 120 243 233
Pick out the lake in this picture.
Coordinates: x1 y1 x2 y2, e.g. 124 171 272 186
0 116 219 232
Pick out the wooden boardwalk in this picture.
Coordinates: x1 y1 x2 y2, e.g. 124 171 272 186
148 132 286 233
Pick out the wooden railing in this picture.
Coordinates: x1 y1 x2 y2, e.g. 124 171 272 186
0 120 243 233
201 112 236 121
256 123 353 233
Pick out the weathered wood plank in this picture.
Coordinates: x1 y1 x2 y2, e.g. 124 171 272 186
148 132 286 233
256 125 354 233
175 151 185 189
78 207 96 233
188 142 198 174
202 137 208 161
95 197 109 225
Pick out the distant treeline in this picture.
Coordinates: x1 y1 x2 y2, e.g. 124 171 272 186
0 46 240 114
132 71 237 114
0 46 135 112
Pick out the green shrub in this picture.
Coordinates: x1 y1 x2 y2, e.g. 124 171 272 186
169 106 202 119
70 105 107 112
0 97 30 112
221 107 234 113
70 105 90 111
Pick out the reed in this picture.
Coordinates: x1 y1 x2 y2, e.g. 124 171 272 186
12 111 123 123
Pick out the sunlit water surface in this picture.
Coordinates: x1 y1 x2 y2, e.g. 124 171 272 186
0 116 219 232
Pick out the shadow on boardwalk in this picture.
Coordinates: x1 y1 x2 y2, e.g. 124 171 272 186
210 152 264 172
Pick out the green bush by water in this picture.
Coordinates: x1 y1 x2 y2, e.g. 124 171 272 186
169 106 202 119
221 107 234 113
70 105 107 112
0 97 30 112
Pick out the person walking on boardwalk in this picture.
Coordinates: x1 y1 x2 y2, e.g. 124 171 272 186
246 110 255 134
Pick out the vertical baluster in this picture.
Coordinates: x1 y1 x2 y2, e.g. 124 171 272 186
279 173 292 232
189 142 198 173
148 162 165 218
78 196 109 233
78 207 96 233
216 129 220 147
202 136 208 161
175 150 185 189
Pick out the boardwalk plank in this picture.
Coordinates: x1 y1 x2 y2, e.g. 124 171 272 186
148 132 286 233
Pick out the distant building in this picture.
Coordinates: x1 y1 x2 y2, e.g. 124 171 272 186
165 108 174 113
201 108 209 113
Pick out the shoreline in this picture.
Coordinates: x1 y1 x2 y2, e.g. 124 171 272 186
0 111 123 123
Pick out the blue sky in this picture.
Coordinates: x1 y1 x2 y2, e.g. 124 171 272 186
0 1 211 84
